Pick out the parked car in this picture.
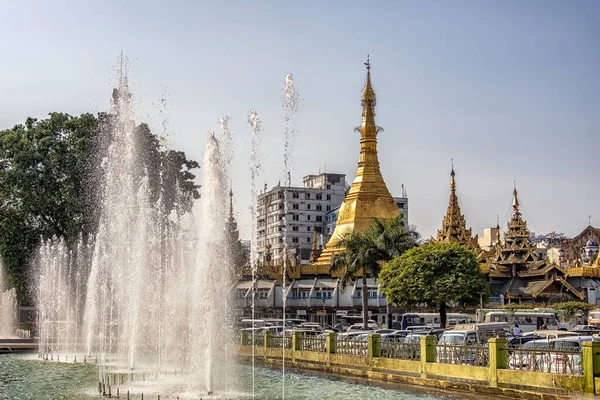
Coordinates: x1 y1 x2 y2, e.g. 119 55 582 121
347 323 378 332
509 336 590 374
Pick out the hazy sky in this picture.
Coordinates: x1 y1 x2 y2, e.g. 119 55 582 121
1 0 599 240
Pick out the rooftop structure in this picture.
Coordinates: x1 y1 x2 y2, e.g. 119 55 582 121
485 185 584 301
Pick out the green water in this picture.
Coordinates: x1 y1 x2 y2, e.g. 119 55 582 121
0 355 464 399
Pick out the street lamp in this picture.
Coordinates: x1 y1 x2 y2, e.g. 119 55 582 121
478 292 485 309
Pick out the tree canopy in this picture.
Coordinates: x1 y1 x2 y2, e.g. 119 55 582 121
0 112 199 301
379 242 489 328
330 216 420 329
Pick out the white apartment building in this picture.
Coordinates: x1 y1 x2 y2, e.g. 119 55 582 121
257 173 347 265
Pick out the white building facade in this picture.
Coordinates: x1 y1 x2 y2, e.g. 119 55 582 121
257 173 346 265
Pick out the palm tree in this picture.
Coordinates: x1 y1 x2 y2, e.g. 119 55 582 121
330 216 420 330
365 216 421 328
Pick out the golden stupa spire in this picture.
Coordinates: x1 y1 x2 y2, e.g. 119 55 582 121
431 162 479 249
315 57 399 267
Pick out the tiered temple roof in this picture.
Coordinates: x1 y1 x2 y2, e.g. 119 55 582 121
430 165 480 252
486 186 584 301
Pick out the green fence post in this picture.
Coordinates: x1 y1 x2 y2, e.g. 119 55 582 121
368 334 381 358
326 332 337 354
488 337 507 387
420 335 436 378
240 330 248 346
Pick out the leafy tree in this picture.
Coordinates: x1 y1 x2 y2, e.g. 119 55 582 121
552 301 597 326
380 242 490 328
330 216 420 330
0 113 199 302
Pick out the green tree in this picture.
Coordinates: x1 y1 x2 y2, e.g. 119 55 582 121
0 113 200 302
380 242 489 328
552 301 597 327
330 216 420 330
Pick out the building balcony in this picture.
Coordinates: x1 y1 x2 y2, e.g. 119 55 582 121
351 295 386 307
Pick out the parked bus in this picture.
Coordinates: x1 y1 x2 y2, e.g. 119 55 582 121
588 310 600 327
400 313 471 329
483 311 558 332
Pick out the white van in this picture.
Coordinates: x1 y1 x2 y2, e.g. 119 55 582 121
438 322 509 346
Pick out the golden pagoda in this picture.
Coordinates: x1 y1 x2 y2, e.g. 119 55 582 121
486 185 584 301
312 58 399 269
430 163 480 251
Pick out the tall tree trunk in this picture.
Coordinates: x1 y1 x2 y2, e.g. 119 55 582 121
386 302 392 329
362 275 368 331
440 302 447 328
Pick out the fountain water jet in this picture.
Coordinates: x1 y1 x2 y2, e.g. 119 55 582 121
35 55 236 397
0 258 17 338
281 73 301 399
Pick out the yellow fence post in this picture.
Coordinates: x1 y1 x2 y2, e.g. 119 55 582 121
264 330 271 360
368 334 381 358
420 335 436 378
488 337 507 387
326 332 336 354
582 341 600 394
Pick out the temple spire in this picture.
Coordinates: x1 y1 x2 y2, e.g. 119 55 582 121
431 164 480 250
360 55 377 138
496 214 501 244
450 158 456 193
512 182 520 213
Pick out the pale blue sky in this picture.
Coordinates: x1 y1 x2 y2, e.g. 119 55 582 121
1 0 599 240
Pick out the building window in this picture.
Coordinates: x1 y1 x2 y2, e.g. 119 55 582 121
307 226 311 232
307 204 311 210
326 184 331 190
292 192 299 199
306 237 311 243
315 226 322 233
326 205 331 211
292 237 299 243
305 193 311 200
326 194 331 200
292 225 299 231
316 204 322 211
279 238 283 243
293 203 299 210
293 214 299 221
278 192 284 199
278 203 284 210
316 193 322 200
316 216 323 222
307 215 311 221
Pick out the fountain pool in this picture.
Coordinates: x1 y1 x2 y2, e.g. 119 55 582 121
0 355 471 400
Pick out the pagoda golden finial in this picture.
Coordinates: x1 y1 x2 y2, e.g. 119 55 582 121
450 158 456 192
512 181 520 212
